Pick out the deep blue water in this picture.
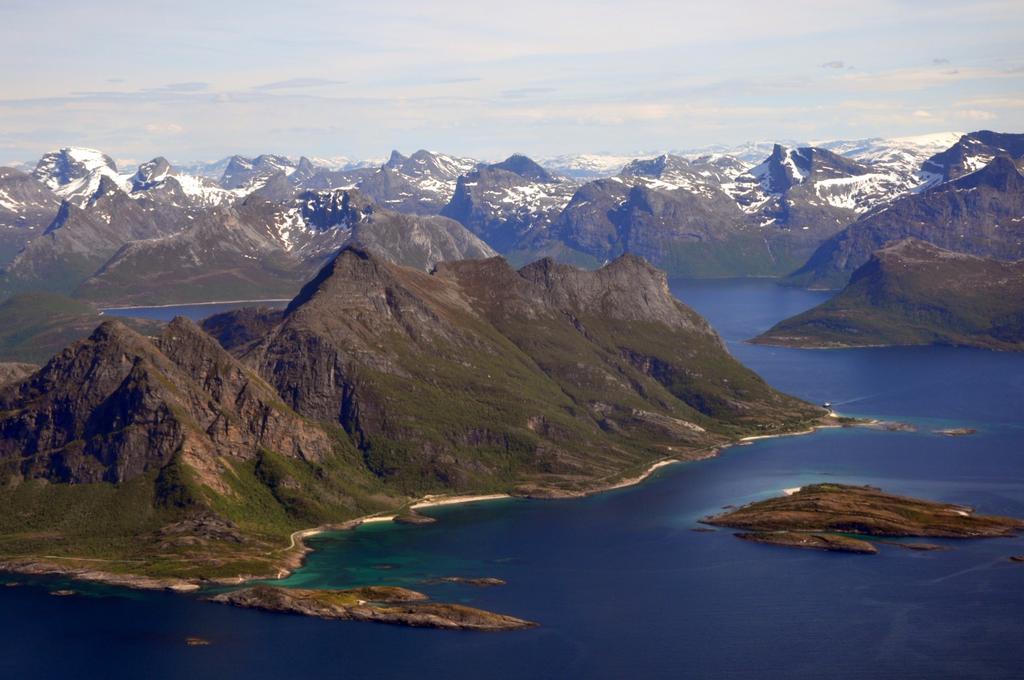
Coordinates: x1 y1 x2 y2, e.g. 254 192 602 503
4 280 1023 680
101 300 288 322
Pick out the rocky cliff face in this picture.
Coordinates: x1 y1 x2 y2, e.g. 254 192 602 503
0 318 332 485
787 156 1024 288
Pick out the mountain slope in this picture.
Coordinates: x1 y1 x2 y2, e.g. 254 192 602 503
74 190 496 305
786 155 1024 288
756 239 1024 350
0 167 61 265
238 247 823 494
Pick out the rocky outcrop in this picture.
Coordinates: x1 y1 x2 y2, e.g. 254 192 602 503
209 585 536 630
706 484 1024 552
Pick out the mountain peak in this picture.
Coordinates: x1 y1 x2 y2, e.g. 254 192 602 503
490 154 553 182
131 157 174 191
386 150 408 167
32 147 118 190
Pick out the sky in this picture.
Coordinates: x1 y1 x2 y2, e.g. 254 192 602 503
1 0 1022 166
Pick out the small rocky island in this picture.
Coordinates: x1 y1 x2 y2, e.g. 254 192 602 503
209 585 536 631
704 484 1024 554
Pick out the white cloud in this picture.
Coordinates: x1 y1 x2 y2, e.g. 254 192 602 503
144 122 185 135
957 109 996 121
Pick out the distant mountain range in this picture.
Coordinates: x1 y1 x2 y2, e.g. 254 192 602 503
1 130 1020 304
787 132 1024 288
756 239 1024 350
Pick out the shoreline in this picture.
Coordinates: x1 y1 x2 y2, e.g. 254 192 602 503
0 417 848 592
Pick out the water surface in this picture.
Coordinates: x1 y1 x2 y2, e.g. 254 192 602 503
102 300 288 322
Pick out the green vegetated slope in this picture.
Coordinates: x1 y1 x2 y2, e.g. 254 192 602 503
756 239 1024 350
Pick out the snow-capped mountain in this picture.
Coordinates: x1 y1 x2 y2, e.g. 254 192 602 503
441 154 578 251
306 155 381 171
298 149 480 215
724 143 935 218
678 140 804 165
219 154 305 194
619 154 747 199
129 157 239 207
32 147 132 207
0 168 62 265
919 131 1024 186
789 153 1024 289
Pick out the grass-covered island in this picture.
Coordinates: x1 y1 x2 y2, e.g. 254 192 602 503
210 585 536 631
705 484 1024 554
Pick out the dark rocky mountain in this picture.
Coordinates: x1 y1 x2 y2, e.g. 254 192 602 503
786 156 1024 288
0 247 823 579
920 130 1024 185
441 154 578 252
74 190 495 305
523 176 770 275
233 247 821 492
0 167 61 265
756 239 1024 350
0 317 335 484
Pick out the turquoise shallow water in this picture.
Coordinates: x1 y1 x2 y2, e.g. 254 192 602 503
3 279 1023 679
